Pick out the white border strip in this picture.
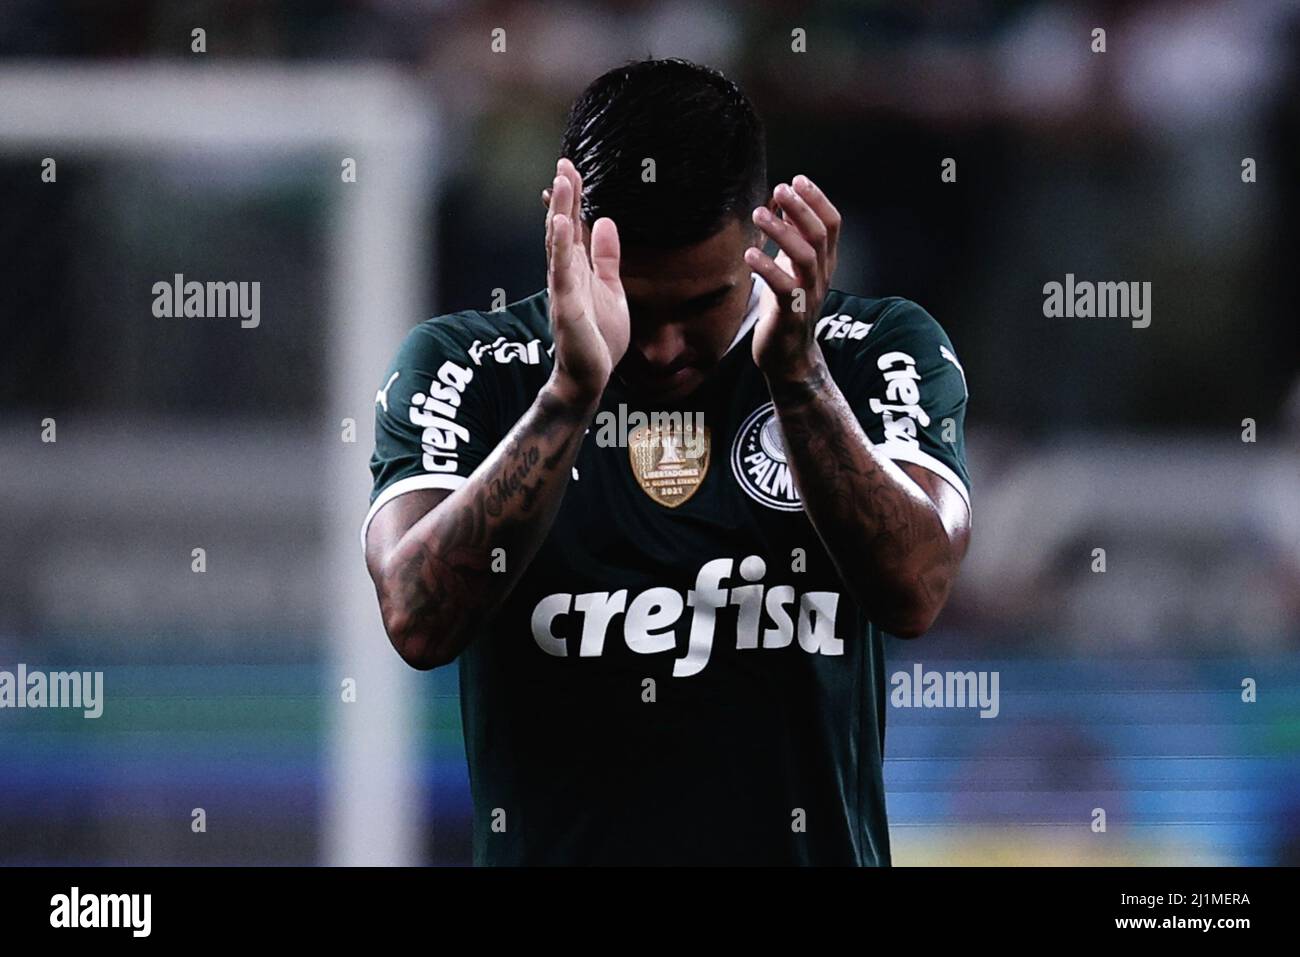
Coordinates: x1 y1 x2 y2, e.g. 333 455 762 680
360 473 467 553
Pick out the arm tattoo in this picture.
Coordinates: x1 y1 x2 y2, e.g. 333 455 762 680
769 363 958 630
378 385 591 664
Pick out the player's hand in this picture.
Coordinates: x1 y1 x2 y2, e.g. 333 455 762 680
745 175 841 382
544 158 630 403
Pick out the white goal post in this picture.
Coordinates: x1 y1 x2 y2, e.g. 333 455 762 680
0 63 440 866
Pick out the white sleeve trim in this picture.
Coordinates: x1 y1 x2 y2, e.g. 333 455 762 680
360 473 468 553
878 441 972 514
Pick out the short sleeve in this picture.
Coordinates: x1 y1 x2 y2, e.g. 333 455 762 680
837 299 971 511
362 318 501 549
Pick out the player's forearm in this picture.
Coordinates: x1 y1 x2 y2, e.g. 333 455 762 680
766 359 958 638
376 375 597 669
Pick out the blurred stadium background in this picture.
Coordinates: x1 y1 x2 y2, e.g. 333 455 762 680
1 0 1297 866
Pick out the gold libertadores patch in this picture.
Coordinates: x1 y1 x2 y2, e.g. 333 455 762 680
628 422 710 508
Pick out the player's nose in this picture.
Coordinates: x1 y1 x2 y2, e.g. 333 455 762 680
632 322 689 371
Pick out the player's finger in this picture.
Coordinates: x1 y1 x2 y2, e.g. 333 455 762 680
773 182 827 265
590 217 621 286
557 158 584 241
545 191 554 261
744 246 798 297
752 204 817 284
551 170 572 221
549 212 575 298
792 175 841 250
793 175 840 281
547 173 570 264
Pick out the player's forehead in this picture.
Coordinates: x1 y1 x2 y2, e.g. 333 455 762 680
618 218 752 306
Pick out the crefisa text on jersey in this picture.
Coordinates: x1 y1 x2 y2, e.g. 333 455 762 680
409 358 475 474
531 554 842 677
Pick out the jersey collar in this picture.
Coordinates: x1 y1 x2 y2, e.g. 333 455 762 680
722 272 774 358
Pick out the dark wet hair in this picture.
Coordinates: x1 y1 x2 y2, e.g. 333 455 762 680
560 58 767 248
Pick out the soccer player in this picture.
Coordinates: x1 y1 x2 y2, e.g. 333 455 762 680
363 58 971 865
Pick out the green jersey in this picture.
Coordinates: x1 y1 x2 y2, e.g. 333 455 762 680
364 275 971 865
